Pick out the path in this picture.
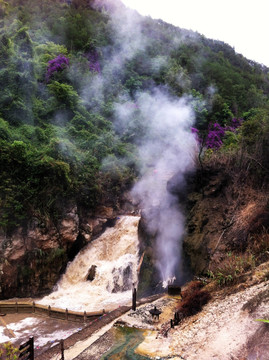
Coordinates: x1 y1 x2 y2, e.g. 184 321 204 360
36 294 163 360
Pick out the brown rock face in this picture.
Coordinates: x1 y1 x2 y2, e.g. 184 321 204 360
59 207 79 243
0 201 126 299
184 165 269 275
0 205 79 299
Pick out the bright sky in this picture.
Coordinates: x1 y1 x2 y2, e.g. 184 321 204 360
121 0 269 67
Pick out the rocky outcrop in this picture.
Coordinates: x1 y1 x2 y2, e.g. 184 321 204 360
184 164 269 275
0 200 132 299
137 209 162 298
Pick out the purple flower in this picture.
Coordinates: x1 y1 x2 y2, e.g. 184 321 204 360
205 118 243 149
46 55 69 82
191 127 199 134
191 118 243 150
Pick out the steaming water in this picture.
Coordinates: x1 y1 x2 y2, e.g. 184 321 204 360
39 216 140 312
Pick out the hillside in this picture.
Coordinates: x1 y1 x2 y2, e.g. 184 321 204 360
0 0 268 299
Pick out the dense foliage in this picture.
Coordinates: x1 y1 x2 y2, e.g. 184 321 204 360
0 0 268 231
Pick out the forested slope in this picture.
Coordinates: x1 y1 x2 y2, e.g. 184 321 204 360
0 0 268 297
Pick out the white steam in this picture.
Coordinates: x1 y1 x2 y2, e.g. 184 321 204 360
90 1 198 285
115 90 197 284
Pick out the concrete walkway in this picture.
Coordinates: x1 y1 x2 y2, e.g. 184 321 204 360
36 306 130 360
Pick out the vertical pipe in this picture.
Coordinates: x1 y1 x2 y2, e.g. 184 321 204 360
65 308 68 320
84 311 86 323
132 287 136 311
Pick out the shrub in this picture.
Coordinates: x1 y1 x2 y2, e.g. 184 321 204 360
177 281 211 317
207 252 256 286
0 342 19 360
46 55 69 82
193 118 243 150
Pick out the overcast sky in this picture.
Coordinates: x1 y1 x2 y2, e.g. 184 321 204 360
121 0 269 67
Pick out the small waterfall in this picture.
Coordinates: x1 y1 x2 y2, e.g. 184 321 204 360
39 216 140 312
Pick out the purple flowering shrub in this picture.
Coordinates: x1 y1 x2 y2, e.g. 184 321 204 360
46 55 69 82
192 118 243 150
206 122 225 149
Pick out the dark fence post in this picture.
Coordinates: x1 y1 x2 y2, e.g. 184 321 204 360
19 336 34 359
29 337 34 360
60 339 64 360
132 287 137 311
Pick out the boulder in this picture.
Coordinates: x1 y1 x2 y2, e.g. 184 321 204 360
86 265 97 281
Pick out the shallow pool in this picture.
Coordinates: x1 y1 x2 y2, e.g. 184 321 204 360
101 327 150 360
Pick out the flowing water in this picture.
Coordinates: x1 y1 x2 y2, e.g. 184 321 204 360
39 216 140 312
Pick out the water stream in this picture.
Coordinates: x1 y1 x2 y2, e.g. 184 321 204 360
39 216 140 312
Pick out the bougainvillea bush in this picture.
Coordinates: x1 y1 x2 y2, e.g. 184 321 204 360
46 55 69 82
192 118 243 150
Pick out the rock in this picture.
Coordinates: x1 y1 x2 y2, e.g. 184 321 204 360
0 208 117 299
0 187 138 299
87 218 107 236
122 264 133 291
95 206 114 218
59 206 79 243
183 165 268 275
86 265 97 281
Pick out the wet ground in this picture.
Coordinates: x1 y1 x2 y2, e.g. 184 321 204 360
0 313 85 356
0 294 166 359
77 327 150 360
74 295 179 360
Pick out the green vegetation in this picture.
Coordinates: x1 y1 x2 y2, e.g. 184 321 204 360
207 252 256 286
0 342 19 360
0 0 268 233
256 319 269 323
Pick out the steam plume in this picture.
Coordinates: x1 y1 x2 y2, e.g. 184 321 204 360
91 1 198 285
115 90 197 285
